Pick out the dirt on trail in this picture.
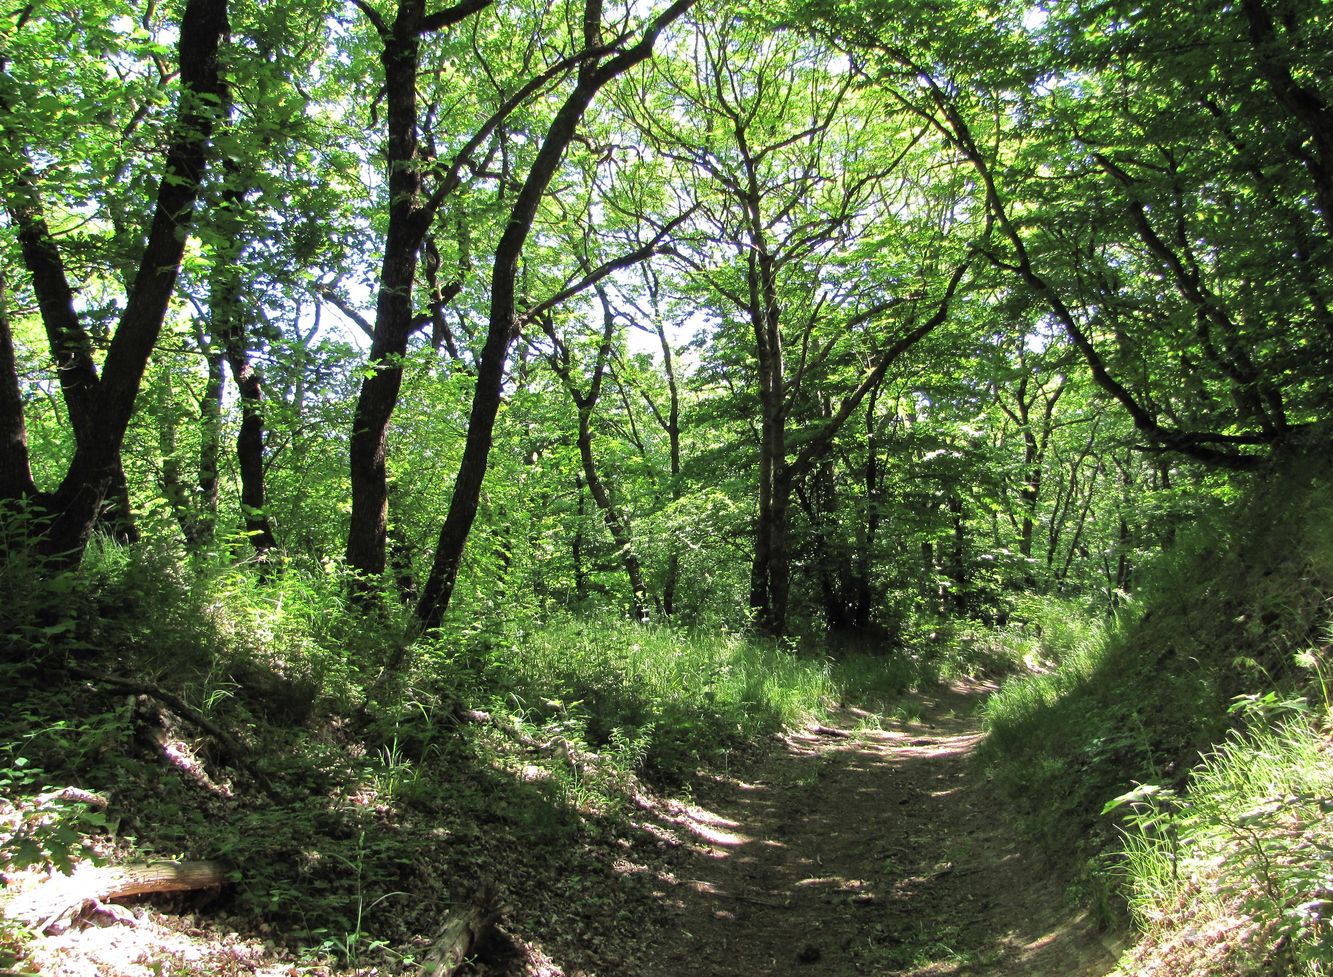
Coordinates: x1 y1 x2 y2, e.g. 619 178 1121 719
629 679 1123 977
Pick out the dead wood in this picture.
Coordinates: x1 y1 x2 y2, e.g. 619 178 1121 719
419 883 501 976
37 786 108 809
2 860 227 933
72 670 283 801
810 724 853 739
74 671 247 759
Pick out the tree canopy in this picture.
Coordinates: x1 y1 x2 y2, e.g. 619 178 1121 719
0 0 1327 633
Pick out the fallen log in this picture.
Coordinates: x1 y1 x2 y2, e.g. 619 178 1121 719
2 861 227 933
810 724 853 739
419 884 500 976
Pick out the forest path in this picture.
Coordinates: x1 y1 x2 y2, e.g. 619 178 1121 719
632 679 1122 977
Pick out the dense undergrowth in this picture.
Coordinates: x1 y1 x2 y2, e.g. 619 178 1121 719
981 455 1333 975
0 527 958 972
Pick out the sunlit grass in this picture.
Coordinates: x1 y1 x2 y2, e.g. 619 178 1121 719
1116 719 1333 976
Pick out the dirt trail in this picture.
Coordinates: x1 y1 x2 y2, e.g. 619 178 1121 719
634 679 1122 977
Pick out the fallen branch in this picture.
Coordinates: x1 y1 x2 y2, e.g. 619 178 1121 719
2 861 227 933
810 724 853 739
72 670 281 800
74 671 246 759
37 787 108 809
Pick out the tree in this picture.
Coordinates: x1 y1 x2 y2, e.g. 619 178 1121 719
809 0 1333 473
627 13 981 634
411 0 698 636
0 0 231 562
539 282 650 621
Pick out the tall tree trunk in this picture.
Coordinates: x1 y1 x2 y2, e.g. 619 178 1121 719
946 495 967 613
346 0 430 581
1 138 139 546
545 285 652 621
639 272 682 616
6 0 230 563
746 239 790 636
1239 0 1333 235
205 163 277 554
158 353 219 547
345 0 495 583
413 0 697 636
0 271 35 507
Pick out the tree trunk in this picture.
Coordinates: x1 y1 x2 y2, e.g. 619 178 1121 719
0 270 35 505
346 0 430 582
1239 0 1333 235
572 474 589 603
947 495 967 613
413 0 696 635
418 885 500 977
853 395 883 632
0 0 229 563
207 171 277 554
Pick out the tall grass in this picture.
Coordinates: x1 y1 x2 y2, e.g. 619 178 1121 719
1116 718 1333 975
449 614 840 780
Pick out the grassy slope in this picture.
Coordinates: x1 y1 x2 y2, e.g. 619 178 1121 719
980 454 1333 974
0 538 941 973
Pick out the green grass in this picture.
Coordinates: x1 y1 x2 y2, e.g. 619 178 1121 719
443 613 841 782
1115 718 1333 976
978 454 1333 968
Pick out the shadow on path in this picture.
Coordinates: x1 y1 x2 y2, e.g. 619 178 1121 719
630 680 1122 977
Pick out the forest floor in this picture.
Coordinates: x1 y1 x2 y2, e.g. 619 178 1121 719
621 678 1124 977
8 678 1126 977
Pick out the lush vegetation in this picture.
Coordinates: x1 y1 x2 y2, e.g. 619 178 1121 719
984 458 1333 974
1 0 1330 972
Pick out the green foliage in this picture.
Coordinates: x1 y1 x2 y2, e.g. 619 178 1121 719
1112 716 1333 976
0 758 108 875
981 455 1333 939
464 613 839 782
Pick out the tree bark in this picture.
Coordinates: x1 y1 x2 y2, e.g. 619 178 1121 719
575 408 649 620
0 271 35 505
346 0 498 583
418 886 500 976
0 0 230 562
413 0 698 635
3 861 227 931
346 0 432 581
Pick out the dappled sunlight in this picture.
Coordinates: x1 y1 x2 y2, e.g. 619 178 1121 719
18 907 293 977
635 686 1120 977
683 819 752 848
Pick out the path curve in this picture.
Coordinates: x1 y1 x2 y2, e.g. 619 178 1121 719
634 679 1122 977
